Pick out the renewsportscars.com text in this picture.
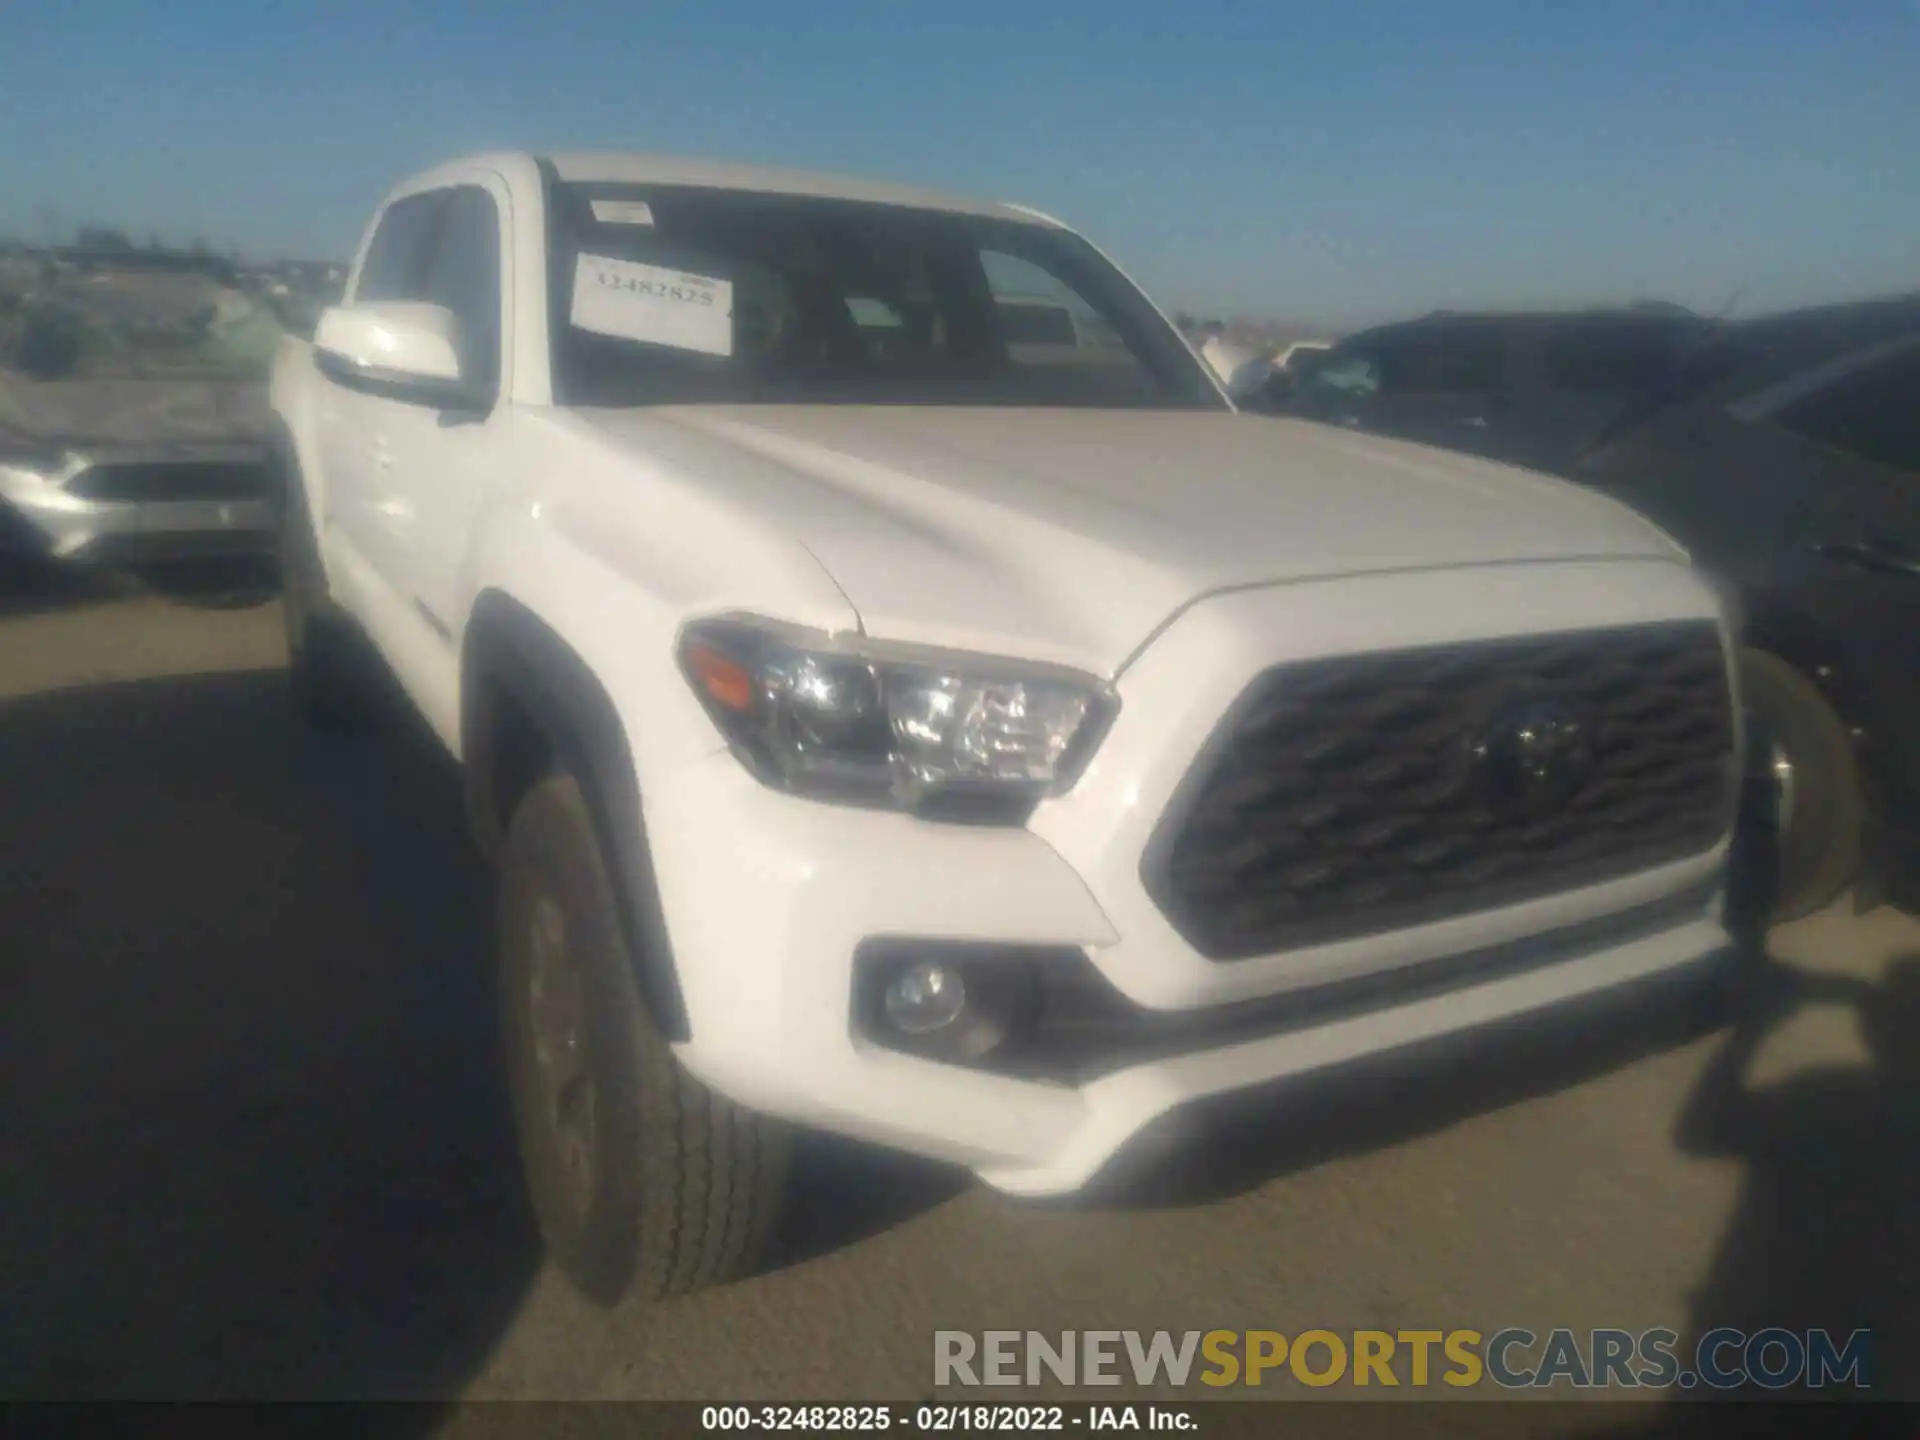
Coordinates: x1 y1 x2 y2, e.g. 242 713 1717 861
933 1328 1872 1391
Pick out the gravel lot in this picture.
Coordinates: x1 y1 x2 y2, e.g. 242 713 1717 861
2 561 1913 1423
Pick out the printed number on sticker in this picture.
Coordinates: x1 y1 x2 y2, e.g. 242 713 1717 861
570 254 734 357
595 271 714 305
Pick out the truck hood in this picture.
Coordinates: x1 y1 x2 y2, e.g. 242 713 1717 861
569 404 1685 676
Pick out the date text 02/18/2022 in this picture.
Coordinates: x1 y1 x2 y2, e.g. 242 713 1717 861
699 1404 1196 1432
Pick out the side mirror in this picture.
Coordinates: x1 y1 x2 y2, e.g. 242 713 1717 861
314 302 482 409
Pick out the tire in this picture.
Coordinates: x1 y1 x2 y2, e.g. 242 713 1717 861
1738 647 1865 922
497 773 791 1305
278 453 370 732
129 555 281 611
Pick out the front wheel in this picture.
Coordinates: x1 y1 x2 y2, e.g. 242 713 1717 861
1738 647 1865 922
497 773 792 1304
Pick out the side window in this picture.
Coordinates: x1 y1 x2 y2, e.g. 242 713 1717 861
977 248 1155 398
1541 320 1688 395
353 192 444 304
1301 351 1382 398
843 294 938 363
1379 326 1506 395
1768 343 1920 476
982 252 1090 345
421 185 503 397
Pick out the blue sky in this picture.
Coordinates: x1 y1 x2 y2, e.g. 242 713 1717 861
1 1 1914 326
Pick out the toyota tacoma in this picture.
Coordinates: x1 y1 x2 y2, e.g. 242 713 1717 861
269 152 1745 1306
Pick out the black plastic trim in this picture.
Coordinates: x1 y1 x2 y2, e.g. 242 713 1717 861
463 591 691 1040
314 347 491 415
854 881 1722 1088
1141 621 1738 960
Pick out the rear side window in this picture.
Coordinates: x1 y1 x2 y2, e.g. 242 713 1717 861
977 247 1156 398
1377 326 1505 394
1769 342 1920 476
1302 352 1382 397
354 192 445 304
1541 320 1691 394
996 299 1078 346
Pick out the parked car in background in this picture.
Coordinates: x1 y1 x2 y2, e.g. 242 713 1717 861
1272 338 1333 381
1572 295 1920 917
0 266 278 564
1238 338 1337 409
1197 332 1275 400
1280 306 1718 475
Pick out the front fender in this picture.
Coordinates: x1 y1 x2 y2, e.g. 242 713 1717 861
457 469 861 1043
455 428 859 795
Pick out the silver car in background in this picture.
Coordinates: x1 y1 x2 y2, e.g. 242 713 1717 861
0 262 281 564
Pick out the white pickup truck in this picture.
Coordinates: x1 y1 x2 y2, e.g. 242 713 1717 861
271 151 1745 1307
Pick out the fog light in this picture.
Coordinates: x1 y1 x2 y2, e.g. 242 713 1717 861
883 962 966 1035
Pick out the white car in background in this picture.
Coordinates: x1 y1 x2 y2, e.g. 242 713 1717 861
1197 334 1275 399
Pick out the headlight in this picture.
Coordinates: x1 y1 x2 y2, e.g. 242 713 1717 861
677 616 1116 819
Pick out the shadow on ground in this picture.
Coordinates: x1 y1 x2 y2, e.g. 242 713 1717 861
1570 957 1920 1439
125 555 282 610
0 668 536 1405
0 553 279 619
0 660 972 1403
0 553 135 618
1664 950 1919 1402
771 1134 970 1273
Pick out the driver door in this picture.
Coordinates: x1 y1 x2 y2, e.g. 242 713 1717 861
317 189 448 591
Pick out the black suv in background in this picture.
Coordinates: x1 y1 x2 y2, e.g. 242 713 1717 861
1573 296 1920 919
1280 305 1718 475
1277 294 1920 920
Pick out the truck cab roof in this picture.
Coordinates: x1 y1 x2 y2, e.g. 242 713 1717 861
390 150 1053 227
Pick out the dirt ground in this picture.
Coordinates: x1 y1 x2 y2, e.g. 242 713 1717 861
2 560 1912 1424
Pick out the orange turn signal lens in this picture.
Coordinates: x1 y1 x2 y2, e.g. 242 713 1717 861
686 642 756 713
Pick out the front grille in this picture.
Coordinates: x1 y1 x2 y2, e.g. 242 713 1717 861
65 460 270 503
1145 622 1736 960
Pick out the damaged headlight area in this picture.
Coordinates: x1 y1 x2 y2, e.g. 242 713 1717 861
678 616 1117 822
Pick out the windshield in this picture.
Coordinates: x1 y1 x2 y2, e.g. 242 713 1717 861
0 264 284 382
544 183 1224 411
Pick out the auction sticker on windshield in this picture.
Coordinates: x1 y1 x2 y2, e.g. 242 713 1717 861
590 198 655 226
571 254 733 357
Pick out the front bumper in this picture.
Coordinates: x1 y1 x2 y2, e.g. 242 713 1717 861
652 751 1730 1198
643 558 1739 1198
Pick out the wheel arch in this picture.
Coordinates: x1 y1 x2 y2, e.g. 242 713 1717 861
463 587 691 1041
1739 589 1901 883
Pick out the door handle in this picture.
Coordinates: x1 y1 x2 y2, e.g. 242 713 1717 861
1813 539 1920 579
